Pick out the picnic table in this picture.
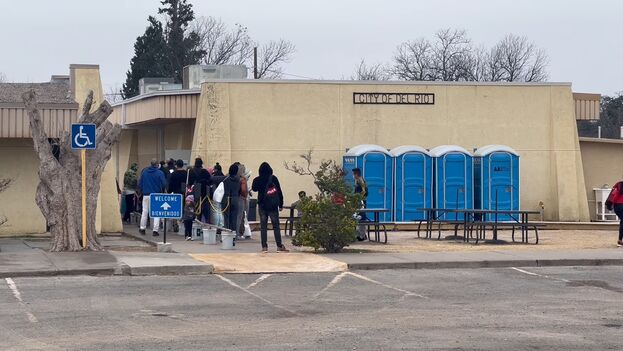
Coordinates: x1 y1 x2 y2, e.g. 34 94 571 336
357 208 391 243
417 208 543 244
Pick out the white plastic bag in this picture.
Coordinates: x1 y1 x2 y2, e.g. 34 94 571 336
243 212 252 238
213 182 224 203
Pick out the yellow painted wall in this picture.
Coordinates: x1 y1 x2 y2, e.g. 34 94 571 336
580 138 623 220
192 81 590 221
71 65 123 233
0 139 47 235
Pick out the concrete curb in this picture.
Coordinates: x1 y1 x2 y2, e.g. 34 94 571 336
345 259 623 270
122 231 159 247
1 264 214 278
123 264 214 276
0 268 116 279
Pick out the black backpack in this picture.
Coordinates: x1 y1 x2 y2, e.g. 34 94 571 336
263 175 280 210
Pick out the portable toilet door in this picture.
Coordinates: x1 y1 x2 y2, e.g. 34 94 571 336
429 145 474 221
474 145 520 221
343 144 392 221
390 146 432 222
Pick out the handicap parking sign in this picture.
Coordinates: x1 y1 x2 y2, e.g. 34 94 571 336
149 193 183 219
71 123 96 150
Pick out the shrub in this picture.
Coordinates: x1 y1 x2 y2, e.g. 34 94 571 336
285 151 361 253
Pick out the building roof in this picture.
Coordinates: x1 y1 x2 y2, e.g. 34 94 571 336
0 82 73 104
200 79 573 87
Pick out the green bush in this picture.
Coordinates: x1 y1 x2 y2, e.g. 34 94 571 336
285 152 362 253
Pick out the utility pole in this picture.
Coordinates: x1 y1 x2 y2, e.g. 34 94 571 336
253 47 258 79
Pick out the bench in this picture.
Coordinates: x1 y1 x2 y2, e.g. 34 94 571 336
467 221 545 244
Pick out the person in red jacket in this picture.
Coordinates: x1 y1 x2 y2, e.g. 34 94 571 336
606 181 623 246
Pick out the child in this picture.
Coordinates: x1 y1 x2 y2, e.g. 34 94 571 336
183 195 196 241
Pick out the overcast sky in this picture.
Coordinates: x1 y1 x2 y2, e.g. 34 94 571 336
0 0 621 96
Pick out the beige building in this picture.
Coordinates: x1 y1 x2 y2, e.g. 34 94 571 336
1 69 619 237
0 64 122 236
110 79 622 222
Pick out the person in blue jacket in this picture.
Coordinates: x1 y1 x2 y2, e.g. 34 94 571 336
138 159 167 236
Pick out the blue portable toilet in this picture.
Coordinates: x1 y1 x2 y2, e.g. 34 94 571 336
390 146 433 222
474 145 520 221
343 144 392 221
429 145 474 220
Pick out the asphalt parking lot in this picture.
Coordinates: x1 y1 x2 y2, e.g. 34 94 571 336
2 266 623 350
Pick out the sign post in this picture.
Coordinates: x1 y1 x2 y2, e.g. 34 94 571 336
71 123 96 249
149 193 183 244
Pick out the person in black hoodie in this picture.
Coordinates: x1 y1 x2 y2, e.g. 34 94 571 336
251 162 288 252
188 157 211 222
222 163 241 231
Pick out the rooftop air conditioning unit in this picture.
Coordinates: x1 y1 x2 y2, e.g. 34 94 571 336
183 65 248 89
139 78 182 95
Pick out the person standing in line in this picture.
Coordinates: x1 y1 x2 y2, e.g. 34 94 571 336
167 159 187 232
606 179 623 246
122 163 139 223
188 157 211 222
212 162 224 176
138 159 167 236
236 163 250 238
183 195 196 241
251 162 288 253
167 159 187 195
353 168 368 241
222 163 241 232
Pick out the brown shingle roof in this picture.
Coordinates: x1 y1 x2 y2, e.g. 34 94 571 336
0 82 74 104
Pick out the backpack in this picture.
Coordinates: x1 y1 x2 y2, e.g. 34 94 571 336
263 175 280 210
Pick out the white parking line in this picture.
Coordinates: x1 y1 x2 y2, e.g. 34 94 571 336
347 272 429 299
246 274 272 289
5 278 38 323
215 275 301 316
510 267 570 283
314 272 349 299
314 272 428 300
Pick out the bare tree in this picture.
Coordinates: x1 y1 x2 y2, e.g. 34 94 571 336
391 29 548 82
392 38 433 80
492 34 548 82
0 179 12 227
104 85 123 104
430 28 472 81
191 16 295 79
351 59 391 80
191 16 252 65
22 91 121 251
255 39 296 79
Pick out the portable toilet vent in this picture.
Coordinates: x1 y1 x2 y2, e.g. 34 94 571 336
474 145 520 221
429 145 474 221
390 146 433 222
343 144 392 221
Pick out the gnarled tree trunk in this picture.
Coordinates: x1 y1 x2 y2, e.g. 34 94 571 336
22 91 121 251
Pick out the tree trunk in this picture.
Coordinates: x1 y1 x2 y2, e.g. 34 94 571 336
22 91 121 251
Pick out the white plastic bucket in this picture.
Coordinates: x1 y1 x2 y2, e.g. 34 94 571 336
202 228 217 245
191 223 202 240
221 233 236 250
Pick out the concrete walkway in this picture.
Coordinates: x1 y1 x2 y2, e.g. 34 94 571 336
4 226 623 277
123 224 623 273
0 236 213 278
